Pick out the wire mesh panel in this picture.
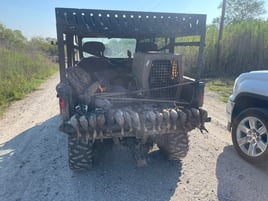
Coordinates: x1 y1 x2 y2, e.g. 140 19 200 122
132 52 183 100
149 59 180 99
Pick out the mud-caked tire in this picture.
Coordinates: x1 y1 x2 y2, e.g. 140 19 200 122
157 131 189 160
68 136 94 170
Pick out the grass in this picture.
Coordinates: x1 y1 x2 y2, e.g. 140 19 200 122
0 48 58 116
206 78 235 102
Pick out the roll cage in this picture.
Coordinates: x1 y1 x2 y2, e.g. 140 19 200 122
55 8 206 82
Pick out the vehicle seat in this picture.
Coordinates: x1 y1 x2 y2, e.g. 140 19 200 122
77 41 111 75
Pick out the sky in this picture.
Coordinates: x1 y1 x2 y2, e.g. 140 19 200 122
1 0 268 39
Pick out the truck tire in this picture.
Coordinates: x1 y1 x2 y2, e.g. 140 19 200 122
232 108 268 163
157 131 189 160
68 136 94 170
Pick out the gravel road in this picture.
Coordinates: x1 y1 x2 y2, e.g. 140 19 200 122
0 73 268 201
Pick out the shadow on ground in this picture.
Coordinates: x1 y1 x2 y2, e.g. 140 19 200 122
0 115 182 201
216 145 268 201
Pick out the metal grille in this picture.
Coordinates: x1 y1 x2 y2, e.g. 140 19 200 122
149 59 180 99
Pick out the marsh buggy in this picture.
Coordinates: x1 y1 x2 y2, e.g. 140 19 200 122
55 8 210 170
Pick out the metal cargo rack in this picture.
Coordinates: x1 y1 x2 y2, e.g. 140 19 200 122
55 8 207 81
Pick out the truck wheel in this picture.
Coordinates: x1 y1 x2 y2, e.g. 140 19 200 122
157 131 189 160
68 136 94 170
232 108 268 163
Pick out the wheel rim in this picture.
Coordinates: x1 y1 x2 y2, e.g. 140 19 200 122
236 116 268 157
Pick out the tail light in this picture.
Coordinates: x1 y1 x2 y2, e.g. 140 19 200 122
58 96 70 121
59 97 65 114
56 82 71 121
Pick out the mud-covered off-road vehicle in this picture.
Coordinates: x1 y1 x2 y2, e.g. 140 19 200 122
55 8 211 170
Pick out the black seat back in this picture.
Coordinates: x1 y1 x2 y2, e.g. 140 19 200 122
83 41 105 57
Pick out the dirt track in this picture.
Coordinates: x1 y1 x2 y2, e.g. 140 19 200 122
0 73 268 201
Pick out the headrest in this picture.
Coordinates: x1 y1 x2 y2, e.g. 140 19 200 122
136 42 158 52
83 41 105 57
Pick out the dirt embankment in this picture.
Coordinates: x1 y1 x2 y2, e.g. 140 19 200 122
0 73 268 201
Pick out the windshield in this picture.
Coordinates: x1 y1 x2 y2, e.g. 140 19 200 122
82 38 136 58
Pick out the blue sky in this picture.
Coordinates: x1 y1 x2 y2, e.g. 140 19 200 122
1 0 268 39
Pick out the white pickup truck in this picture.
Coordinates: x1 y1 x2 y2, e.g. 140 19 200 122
226 70 268 163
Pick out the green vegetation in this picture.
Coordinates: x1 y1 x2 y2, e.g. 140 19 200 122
170 21 268 79
203 19 268 101
190 20 266 77
204 20 268 77
213 0 266 24
0 24 58 115
206 79 234 102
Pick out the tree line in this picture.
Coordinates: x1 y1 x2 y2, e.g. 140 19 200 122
0 23 57 56
0 23 58 114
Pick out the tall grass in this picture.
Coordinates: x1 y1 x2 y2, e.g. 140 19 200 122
0 47 57 115
171 20 268 78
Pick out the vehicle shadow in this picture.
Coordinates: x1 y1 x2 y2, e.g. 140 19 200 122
216 145 268 201
73 144 182 201
0 115 182 201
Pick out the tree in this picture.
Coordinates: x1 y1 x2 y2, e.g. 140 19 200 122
29 36 57 56
214 0 266 25
0 24 27 49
